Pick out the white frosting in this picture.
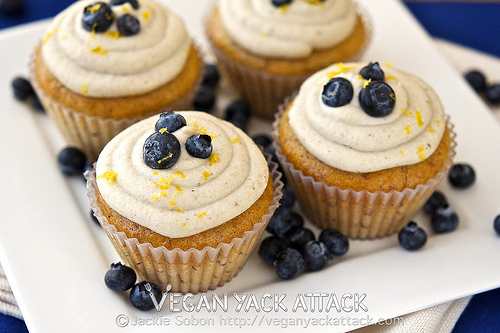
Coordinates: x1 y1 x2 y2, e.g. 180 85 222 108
218 0 358 59
96 112 270 238
41 0 191 97
287 62 446 173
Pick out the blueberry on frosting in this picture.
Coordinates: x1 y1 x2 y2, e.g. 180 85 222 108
109 0 139 9
143 132 181 169
321 77 354 107
116 14 140 36
154 111 186 133
359 62 385 82
82 2 114 33
358 81 396 117
271 0 293 7
186 134 213 159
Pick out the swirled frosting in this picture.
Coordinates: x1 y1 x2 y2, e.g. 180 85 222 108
288 62 446 173
41 0 191 97
96 111 270 238
218 0 358 59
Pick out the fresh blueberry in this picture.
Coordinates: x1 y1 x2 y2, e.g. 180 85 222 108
321 77 354 107
266 207 303 236
192 85 215 112
280 187 295 208
448 163 475 189
258 236 288 266
398 221 427 251
143 132 180 169
185 134 212 159
359 81 396 117
32 93 45 112
11 76 33 101
494 215 500 235
464 70 487 93
301 241 329 272
154 111 186 133
274 248 304 280
485 84 500 105
224 100 250 132
0 0 24 14
116 14 140 36
82 2 114 33
89 209 101 227
318 228 349 256
359 62 385 81
57 147 87 175
202 64 220 88
104 262 137 292
431 206 459 233
271 0 292 7
109 0 139 9
423 191 448 214
251 134 272 149
129 281 162 311
285 227 315 250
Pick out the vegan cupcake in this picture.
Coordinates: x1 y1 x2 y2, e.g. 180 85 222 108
273 62 456 239
87 111 282 293
206 0 370 118
31 0 203 159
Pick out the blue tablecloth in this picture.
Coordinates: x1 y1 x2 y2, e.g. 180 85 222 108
1 1 499 332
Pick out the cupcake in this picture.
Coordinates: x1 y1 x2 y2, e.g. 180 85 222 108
206 0 370 119
87 111 282 293
31 0 203 160
273 62 456 239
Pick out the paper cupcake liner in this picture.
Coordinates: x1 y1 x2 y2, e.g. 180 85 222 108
85 154 283 294
29 46 204 161
272 100 457 239
205 1 372 119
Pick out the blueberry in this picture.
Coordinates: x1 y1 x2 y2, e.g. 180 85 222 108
129 281 162 311
143 132 180 169
116 14 140 36
285 227 315 250
321 77 353 107
274 248 304 280
398 221 427 251
193 85 215 112
431 206 459 233
11 76 33 101
251 134 272 149
202 64 220 88
109 0 139 9
448 163 475 189
318 228 349 256
359 62 385 82
423 191 448 215
104 262 137 292
280 187 295 208
359 81 396 117
271 0 292 7
485 84 500 105
494 215 500 235
154 111 186 133
57 147 87 175
464 70 487 93
224 100 250 132
32 93 45 112
82 2 114 33
185 134 212 159
258 236 288 266
301 241 329 271
0 0 24 14
266 207 303 236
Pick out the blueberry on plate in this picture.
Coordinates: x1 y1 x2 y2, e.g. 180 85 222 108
57 147 87 175
280 186 295 208
109 0 139 9
274 248 304 280
82 2 114 33
464 70 487 93
193 85 215 112
116 14 140 36
448 163 475 189
266 207 303 236
11 76 33 101
318 228 349 256
359 81 396 117
0 0 24 15
271 0 292 7
251 134 272 149
224 100 250 131
104 262 137 292
285 227 315 250
154 111 186 133
359 62 385 82
494 215 500 235
398 221 427 251
321 77 354 107
485 84 500 105
431 206 459 233
130 281 162 311
423 191 448 215
301 241 329 272
143 132 180 169
258 235 288 266
202 64 220 88
185 134 212 159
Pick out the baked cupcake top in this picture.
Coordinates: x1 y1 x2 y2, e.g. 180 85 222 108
41 0 192 98
95 111 270 238
287 62 446 173
218 0 358 59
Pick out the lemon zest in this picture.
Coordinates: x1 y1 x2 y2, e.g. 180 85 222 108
97 170 118 185
81 84 88 97
404 125 411 134
143 11 151 20
278 4 289 13
402 110 411 116
389 92 396 101
151 192 167 202
385 62 392 68
203 171 211 181
399 150 404 156
197 211 207 219
104 31 121 39
429 125 434 133
326 63 356 79
43 28 59 44
173 171 186 178
301 0 324 5
90 45 108 55
415 111 424 127
89 3 102 13
417 146 425 161
153 171 159 175
158 153 173 164
209 153 220 166
363 78 372 88
386 75 397 80
170 192 183 213
152 174 172 189
175 185 183 192
159 128 169 134
230 138 240 143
